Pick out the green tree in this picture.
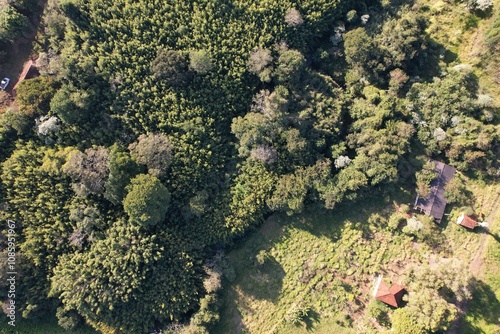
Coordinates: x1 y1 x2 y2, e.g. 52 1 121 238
275 49 306 86
15 76 59 115
7 0 40 12
50 84 93 125
391 308 425 334
415 160 436 198
376 13 428 71
343 27 373 67
151 49 191 86
123 174 170 226
189 50 213 75
0 4 29 42
104 144 142 205
397 263 472 333
268 172 308 215
50 222 203 333
343 27 382 83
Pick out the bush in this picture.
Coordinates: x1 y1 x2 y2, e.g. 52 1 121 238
366 299 390 327
399 204 410 214
285 303 311 325
465 0 493 12
388 212 406 230
255 249 269 265
56 307 82 331
402 217 423 237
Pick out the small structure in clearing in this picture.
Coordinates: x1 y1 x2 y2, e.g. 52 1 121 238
373 276 406 308
414 160 456 223
456 212 489 230
456 212 477 229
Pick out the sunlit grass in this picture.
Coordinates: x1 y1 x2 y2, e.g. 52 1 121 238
214 179 500 333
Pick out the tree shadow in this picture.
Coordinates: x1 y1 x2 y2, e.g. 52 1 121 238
237 255 285 302
478 228 500 244
301 309 321 331
212 288 250 334
462 279 500 332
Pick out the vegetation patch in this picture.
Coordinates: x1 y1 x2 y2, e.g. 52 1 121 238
215 181 500 333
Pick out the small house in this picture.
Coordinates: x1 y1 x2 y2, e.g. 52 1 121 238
456 212 477 229
373 276 406 308
456 212 488 230
415 161 456 223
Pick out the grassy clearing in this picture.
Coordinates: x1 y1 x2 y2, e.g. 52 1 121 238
462 185 500 334
420 0 500 103
214 180 500 333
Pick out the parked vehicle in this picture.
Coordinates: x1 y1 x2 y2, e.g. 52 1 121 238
0 78 10 90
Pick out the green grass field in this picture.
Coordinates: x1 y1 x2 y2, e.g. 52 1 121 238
462 186 500 334
213 182 500 333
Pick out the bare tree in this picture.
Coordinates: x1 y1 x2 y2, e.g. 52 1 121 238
63 147 110 195
285 8 304 27
128 133 173 177
250 145 277 164
247 47 273 82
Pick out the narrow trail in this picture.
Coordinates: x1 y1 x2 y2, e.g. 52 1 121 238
447 188 500 334
469 192 500 275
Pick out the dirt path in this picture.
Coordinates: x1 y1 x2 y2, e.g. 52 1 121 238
469 193 500 275
447 189 500 334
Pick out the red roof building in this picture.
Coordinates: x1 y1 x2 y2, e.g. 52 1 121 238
373 278 406 308
456 213 477 229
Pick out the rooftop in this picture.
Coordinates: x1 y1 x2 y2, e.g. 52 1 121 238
373 277 406 308
457 213 477 229
415 161 456 223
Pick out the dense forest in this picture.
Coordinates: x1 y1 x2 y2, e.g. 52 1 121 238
0 0 499 333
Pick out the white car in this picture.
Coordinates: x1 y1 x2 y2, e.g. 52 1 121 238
0 78 9 90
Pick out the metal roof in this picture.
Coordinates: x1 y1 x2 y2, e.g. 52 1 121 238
416 161 456 223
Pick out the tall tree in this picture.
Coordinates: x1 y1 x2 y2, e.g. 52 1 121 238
104 144 142 205
151 49 191 86
123 174 170 226
0 4 29 42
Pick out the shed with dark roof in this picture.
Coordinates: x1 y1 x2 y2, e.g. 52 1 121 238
415 161 456 223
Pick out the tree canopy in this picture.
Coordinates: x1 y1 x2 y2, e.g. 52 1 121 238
1 0 499 332
123 174 171 226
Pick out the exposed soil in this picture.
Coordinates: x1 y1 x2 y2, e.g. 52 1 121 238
0 1 45 110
